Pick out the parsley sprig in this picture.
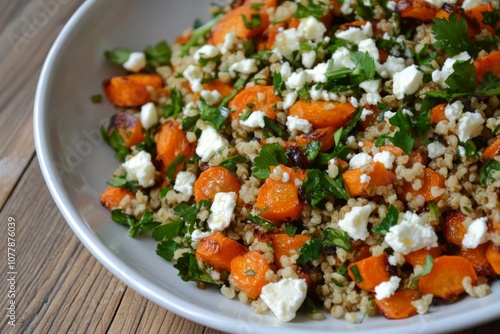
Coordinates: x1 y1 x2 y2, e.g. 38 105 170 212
432 14 478 58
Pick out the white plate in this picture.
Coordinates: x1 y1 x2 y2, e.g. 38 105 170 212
34 0 500 333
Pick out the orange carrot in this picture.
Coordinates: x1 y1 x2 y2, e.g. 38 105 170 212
459 243 495 277
228 85 280 121
270 233 311 268
430 103 447 123
154 120 195 177
375 290 419 319
103 73 163 107
464 3 495 35
442 211 468 246
288 100 357 128
359 104 380 129
404 246 442 267
230 251 271 299
107 112 145 149
256 165 306 223
483 137 500 161
196 233 248 272
406 150 428 168
210 5 270 46
396 0 438 22
348 254 391 292
295 126 337 152
400 168 445 204
257 22 286 51
419 256 477 301
193 166 241 202
486 243 500 275
342 162 396 198
100 186 135 210
475 50 500 86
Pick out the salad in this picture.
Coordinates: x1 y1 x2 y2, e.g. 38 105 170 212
97 0 500 324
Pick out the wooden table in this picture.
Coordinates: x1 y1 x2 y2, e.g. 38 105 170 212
0 1 499 333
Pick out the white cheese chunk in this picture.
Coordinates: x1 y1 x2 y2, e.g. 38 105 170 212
444 100 464 122
229 58 258 75
260 278 307 322
462 0 482 11
298 17 326 42
331 47 356 70
359 79 381 94
140 102 158 130
286 71 310 90
427 142 446 159
122 151 156 188
123 52 146 72
183 64 203 92
392 65 423 99
283 91 298 110
373 151 396 169
306 62 328 83
302 50 316 69
462 217 489 249
377 56 406 78
273 28 301 59
338 205 374 241
458 112 484 142
374 276 401 300
207 192 237 231
349 152 373 169
220 31 236 54
194 44 219 62
200 89 222 105
431 51 471 88
384 211 438 255
358 38 379 61
240 111 267 129
286 115 313 134
173 171 196 197
190 229 212 249
196 126 229 162
280 62 292 81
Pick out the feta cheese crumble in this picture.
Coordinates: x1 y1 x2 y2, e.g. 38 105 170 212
123 52 146 72
373 151 396 169
427 142 446 159
338 205 374 241
140 102 158 130
173 171 196 197
240 111 267 129
349 153 373 169
196 126 230 162
286 115 313 134
462 217 489 249
457 112 484 142
122 151 156 188
207 192 237 231
392 65 423 99
374 276 401 300
260 278 307 322
385 211 438 255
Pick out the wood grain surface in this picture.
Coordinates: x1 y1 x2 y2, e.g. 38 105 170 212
0 1 498 333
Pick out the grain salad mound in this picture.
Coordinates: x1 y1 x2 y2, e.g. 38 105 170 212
98 0 500 324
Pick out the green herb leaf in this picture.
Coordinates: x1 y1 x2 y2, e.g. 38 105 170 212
350 264 363 283
297 238 323 264
284 224 298 237
105 48 131 65
111 210 161 237
242 13 262 29
476 72 500 96
91 94 102 103
413 43 437 67
252 143 288 179
409 254 434 287
373 205 399 235
200 99 230 130
263 117 288 139
247 212 275 230
432 14 478 58
144 40 171 67
299 297 318 315
219 154 248 172
100 126 129 161
174 252 215 283
294 0 325 19
361 299 373 323
152 219 184 241
305 141 322 161
479 158 500 185
445 59 476 93
356 0 374 19
391 129 414 154
337 260 349 278
182 115 200 132
351 51 376 79
163 88 184 119
302 169 349 208
323 228 352 252
156 239 179 262
428 200 441 218
272 71 286 95
180 13 223 57
167 154 185 183
107 173 139 192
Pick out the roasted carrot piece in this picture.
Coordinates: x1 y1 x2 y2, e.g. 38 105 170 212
210 5 270 46
270 234 312 268
465 3 495 35
196 233 248 272
352 244 372 262
342 162 396 198
193 166 241 202
486 243 500 275
430 103 447 123
348 254 391 292
288 100 357 129
257 22 286 51
230 251 271 299
154 120 195 176
228 85 280 121
418 256 477 301
400 168 445 204
442 211 468 246
406 150 428 168
192 80 234 104
295 126 337 152
396 0 438 22
359 104 380 129
475 50 500 86
107 112 145 149
404 246 442 267
103 73 163 107
100 186 135 210
256 165 306 223
459 243 495 277
483 137 500 161
375 290 419 320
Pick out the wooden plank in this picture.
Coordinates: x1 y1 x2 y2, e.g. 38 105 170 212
0 0 84 207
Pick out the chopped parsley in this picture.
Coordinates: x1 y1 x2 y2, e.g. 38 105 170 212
100 126 129 161
199 98 230 130
111 210 161 237
322 228 352 252
479 158 500 185
297 238 323 264
105 48 131 65
350 264 363 283
242 13 262 29
144 40 171 67
156 239 179 262
294 0 325 19
152 219 183 241
91 94 102 103
409 255 434 288
218 154 248 172
372 205 399 235
284 224 298 237
247 212 275 231
174 252 215 283
432 14 478 58
301 169 349 208
252 143 288 179
163 88 184 119
107 173 138 192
